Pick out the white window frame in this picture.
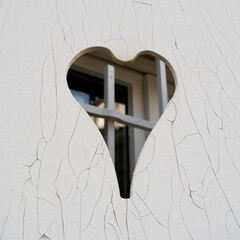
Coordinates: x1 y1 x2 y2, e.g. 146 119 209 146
80 58 168 163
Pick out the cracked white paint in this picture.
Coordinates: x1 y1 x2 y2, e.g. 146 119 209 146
0 0 240 239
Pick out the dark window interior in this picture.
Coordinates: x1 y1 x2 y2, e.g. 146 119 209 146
67 69 130 198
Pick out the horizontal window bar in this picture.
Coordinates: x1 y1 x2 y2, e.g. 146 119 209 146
81 103 155 131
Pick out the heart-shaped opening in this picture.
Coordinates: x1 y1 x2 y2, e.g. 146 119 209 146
67 48 175 198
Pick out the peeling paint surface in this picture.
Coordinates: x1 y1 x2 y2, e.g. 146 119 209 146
0 0 240 239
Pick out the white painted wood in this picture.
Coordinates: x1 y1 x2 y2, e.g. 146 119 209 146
0 0 240 239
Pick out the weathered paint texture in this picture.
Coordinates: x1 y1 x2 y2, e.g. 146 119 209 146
1 0 240 239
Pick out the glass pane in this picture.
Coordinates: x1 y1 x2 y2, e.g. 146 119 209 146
115 124 130 197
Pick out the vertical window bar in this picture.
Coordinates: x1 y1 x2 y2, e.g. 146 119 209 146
104 65 115 163
156 59 168 115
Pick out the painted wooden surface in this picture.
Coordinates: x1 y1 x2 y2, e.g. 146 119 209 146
1 0 240 239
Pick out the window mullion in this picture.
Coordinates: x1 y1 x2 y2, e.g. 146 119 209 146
80 103 155 131
104 65 115 163
156 59 168 115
